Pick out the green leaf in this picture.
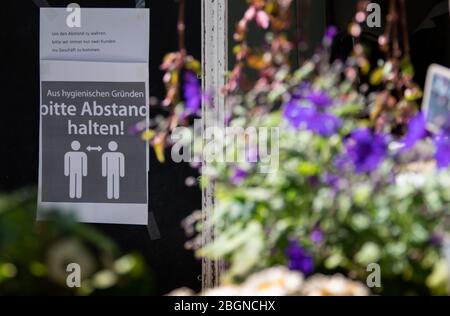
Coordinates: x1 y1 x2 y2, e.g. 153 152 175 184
355 242 381 266
297 162 320 176
426 259 449 295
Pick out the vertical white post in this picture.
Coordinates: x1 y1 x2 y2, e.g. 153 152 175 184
201 0 228 290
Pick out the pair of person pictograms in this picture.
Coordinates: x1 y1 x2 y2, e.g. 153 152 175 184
64 140 125 200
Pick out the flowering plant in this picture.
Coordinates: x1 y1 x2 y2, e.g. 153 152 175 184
0 190 152 295
155 0 450 295
168 266 370 296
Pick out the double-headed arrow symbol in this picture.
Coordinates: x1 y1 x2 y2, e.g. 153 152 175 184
86 146 102 152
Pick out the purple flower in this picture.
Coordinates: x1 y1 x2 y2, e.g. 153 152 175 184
230 167 248 185
286 239 314 275
308 112 342 137
323 173 340 189
128 124 141 135
283 100 315 129
284 86 341 136
402 112 427 151
283 101 341 136
183 72 202 116
434 132 450 169
344 128 387 173
246 147 259 163
325 26 338 40
430 233 444 246
291 82 312 100
305 91 334 108
310 229 324 244
308 176 320 186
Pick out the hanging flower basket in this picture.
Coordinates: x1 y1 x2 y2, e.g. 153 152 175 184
154 0 450 295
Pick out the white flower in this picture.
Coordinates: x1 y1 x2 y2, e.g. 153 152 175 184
240 266 304 296
302 274 370 296
202 286 241 296
166 287 196 296
396 172 426 188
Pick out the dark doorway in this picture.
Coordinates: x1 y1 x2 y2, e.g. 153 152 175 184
1 0 202 295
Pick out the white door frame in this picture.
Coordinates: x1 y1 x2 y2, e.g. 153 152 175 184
201 0 228 290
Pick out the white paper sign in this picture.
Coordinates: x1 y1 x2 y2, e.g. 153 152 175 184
40 8 149 62
423 64 450 132
38 8 150 225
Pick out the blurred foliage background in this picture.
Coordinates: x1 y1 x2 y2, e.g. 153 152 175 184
0 188 153 295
